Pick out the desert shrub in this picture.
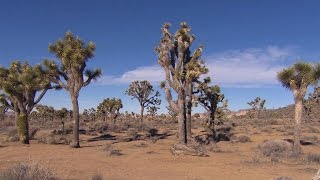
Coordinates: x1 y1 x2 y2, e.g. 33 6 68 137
272 176 293 180
6 129 19 142
246 154 262 164
6 127 39 142
90 121 108 133
261 127 272 133
0 162 57 180
258 140 293 158
307 127 320 133
236 135 251 143
133 142 148 148
206 143 222 153
37 134 72 145
306 153 320 164
127 128 138 137
91 173 103 180
302 136 319 143
103 144 122 156
148 128 159 137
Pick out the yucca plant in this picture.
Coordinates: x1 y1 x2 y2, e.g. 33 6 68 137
277 62 320 153
155 22 208 145
97 98 123 124
44 31 102 148
196 77 224 138
0 61 58 144
125 80 161 122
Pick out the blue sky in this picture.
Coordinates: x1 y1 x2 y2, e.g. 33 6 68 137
0 0 320 113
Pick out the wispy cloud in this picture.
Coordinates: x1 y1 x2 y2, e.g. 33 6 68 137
205 46 296 87
97 46 296 87
97 65 164 85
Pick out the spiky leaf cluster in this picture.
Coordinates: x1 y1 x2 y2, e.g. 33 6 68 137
44 31 102 91
0 61 56 113
155 22 208 92
196 77 224 112
277 62 320 91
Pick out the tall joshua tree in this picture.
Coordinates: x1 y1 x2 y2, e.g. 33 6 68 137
155 22 208 145
125 80 161 122
45 31 101 148
196 77 224 139
97 98 123 124
277 62 320 153
0 61 57 144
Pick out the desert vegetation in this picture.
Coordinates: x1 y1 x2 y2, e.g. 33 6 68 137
0 22 320 180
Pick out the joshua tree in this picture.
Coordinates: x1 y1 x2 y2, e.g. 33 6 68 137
35 104 55 123
55 107 69 133
45 31 101 148
125 80 161 122
277 62 320 154
0 101 8 121
196 77 224 139
147 105 159 120
97 98 123 124
155 22 208 145
247 97 266 119
0 61 58 144
83 108 97 122
303 86 320 122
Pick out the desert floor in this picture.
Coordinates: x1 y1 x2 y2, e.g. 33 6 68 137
0 120 319 180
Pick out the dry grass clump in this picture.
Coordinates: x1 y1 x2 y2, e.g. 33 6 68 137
272 176 293 180
235 134 251 143
6 128 39 142
0 162 57 180
91 173 103 180
206 143 222 153
302 135 319 144
103 144 123 156
307 126 320 133
37 134 72 145
305 153 320 164
258 140 293 162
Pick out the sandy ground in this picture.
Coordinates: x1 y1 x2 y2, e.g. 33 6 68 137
0 125 319 180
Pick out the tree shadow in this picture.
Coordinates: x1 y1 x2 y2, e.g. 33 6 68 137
283 138 314 146
87 134 116 142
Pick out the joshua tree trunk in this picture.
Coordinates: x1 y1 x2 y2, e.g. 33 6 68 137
61 120 65 134
208 110 216 135
14 111 20 128
186 83 192 140
293 97 303 154
71 94 80 148
140 105 144 123
186 99 192 140
178 91 187 145
17 111 29 144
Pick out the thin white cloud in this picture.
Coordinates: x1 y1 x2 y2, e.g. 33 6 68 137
97 65 164 85
206 46 295 87
97 46 296 87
